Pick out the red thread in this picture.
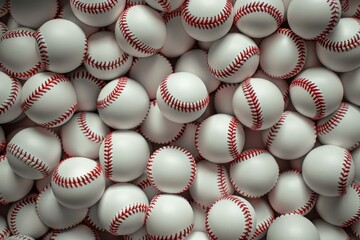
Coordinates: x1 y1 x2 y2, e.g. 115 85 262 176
68 70 107 89
149 224 194 240
21 74 70 112
162 6 182 23
96 77 128 109
109 204 148 235
227 117 242 160
159 75 210 113
264 111 290 148
9 194 38 235
208 46 260 80
0 195 8 205
124 234 150 240
145 194 161 223
0 225 10 239
54 0 63 19
6 143 51 177
126 0 147 7
214 83 238 98
118 7 160 55
340 0 350 12
156 0 172 12
85 52 130 71
34 30 50 70
2 29 34 39
290 77 326 120
39 102 78 128
0 0 8 16
340 183 360 227
136 178 152 190
70 0 119 14
77 112 105 143
0 62 43 80
349 220 360 239
182 0 233 30
316 102 348 135
291 191 317 215
52 161 103 188
242 79 264 130
0 78 20 115
338 150 353 196
252 215 274 239
217 165 230 197
102 132 113 179
234 2 283 28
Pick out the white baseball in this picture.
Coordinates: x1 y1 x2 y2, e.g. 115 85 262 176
129 54 173 100
97 183 149 235
145 0 184 12
206 195 256 240
44 224 99 240
189 160 234 208
146 194 194 240
185 231 209 240
247 198 275 240
0 72 22 124
139 100 185 144
34 19 87 73
191 201 207 232
230 148 279 198
175 49 221 93
6 127 61 180
9 0 61 29
7 194 49 238
195 114 245 164
234 0 285 38
316 102 360 150
314 219 351 240
316 18 360 72
0 126 5 153
0 28 43 80
21 72 77 128
340 0 360 17
287 0 341 40
181 0 234 42
260 28 307 79
302 145 355 196
0 155 33 205
67 67 106 112
207 32 260 83
34 174 52 193
214 83 238 115
266 214 320 240
0 0 8 17
290 67 344 120
232 78 284 130
70 0 125 27
268 170 317 215
99 130 150 182
341 67 360 106
85 31 133 80
262 111 317 160
132 171 161 201
0 215 10 240
51 157 106 210
156 72 210 123
35 184 88 230
353 147 360 185
96 77 150 130
61 112 110 159
147 145 196 194
160 8 195 58
124 226 149 240
316 182 360 227
115 5 166 57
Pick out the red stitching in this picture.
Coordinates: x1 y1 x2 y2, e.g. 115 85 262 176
0 77 20 115
316 102 348 135
54 0 62 19
156 0 172 12
0 194 8 205
291 190 317 215
349 220 360 239
159 75 210 113
124 234 149 240
68 70 107 89
234 2 283 27
145 194 161 223
70 0 119 14
126 0 147 7
149 224 194 240
52 160 103 188
227 117 242 160
118 7 160 55
39 103 78 128
290 77 326 120
318 18 360 52
85 52 130 71
338 150 353 196
9 194 38 235
214 82 238 98
264 111 290 148
252 215 275 239
109 203 148 235
136 178 152 190
77 112 105 143
242 79 264 130
340 183 360 227
21 74 70 112
264 28 306 79
340 0 350 12
208 46 260 80
0 225 10 239
6 143 51 177
217 165 230 197
96 77 128 109
0 0 8 16
162 6 182 23
102 132 113 179
0 62 43 80
1 29 34 39
182 0 233 29
34 29 50 70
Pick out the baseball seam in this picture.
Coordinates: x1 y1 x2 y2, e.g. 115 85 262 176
232 148 268 164
6 143 51 177
252 215 275 239
0 62 43 80
227 117 242 160
38 102 78 128
234 2 283 27
0 140 6 152
84 212 106 233
217 165 230 197
96 77 127 109
126 0 147 7
102 132 113 179
0 194 8 205
0 78 20 115
349 220 360 239
156 0 172 12
34 29 50 70
290 77 326 120
77 112 105 143
145 194 161 224
338 150 353 196
182 0 233 29
70 0 119 14
162 5 182 23
208 45 260 80
214 83 238 99
68 70 107 89
136 178 152 190
316 102 348 135
242 79 264 130
150 224 194 240
0 0 8 16
290 190 317 215
9 195 38 236
159 75 210 113
340 183 360 227
264 112 290 148
124 235 148 240
2 29 34 39
0 225 10 239
52 161 102 188
85 51 130 71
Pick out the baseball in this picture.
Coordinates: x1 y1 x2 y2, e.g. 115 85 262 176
124 226 149 240
214 83 239 116
0 215 10 239
340 0 360 17
132 172 161 201
191 201 207 232
6 236 35 240
51 157 106 210
185 231 209 240
145 0 185 12
314 219 351 240
340 67 360 106
156 72 210 123
0 0 8 17
247 198 275 240
350 219 360 239
0 72 22 124
0 21 7 39
44 224 100 240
